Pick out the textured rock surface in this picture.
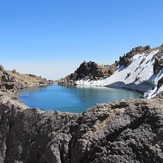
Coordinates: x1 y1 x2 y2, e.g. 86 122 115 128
0 94 163 163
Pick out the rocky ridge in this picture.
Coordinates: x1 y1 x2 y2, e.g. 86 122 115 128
0 92 163 163
118 45 151 67
0 66 53 94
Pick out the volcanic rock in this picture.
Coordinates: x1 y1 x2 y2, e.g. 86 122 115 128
0 94 163 163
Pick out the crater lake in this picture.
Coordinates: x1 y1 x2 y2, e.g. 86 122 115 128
18 84 142 113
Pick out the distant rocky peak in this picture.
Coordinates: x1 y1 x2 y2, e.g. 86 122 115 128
58 61 117 86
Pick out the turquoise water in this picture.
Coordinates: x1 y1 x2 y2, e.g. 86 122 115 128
18 84 142 113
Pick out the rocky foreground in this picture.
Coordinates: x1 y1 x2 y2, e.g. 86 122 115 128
0 92 163 163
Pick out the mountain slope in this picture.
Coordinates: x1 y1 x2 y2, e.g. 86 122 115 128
75 45 163 98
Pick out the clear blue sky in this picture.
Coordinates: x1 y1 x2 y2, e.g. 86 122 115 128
0 0 163 79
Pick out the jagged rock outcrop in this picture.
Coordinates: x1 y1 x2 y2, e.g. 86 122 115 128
0 93 163 163
58 61 117 86
0 65 16 93
118 45 150 67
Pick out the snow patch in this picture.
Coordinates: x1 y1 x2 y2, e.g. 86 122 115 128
75 49 163 98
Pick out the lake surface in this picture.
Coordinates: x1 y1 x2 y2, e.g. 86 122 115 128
18 84 143 113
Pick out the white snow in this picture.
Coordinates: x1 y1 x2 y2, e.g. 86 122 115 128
75 49 163 98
